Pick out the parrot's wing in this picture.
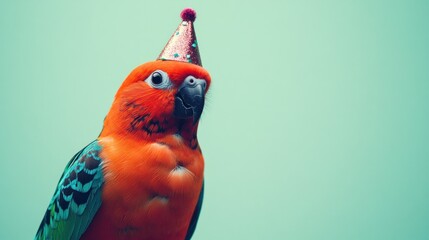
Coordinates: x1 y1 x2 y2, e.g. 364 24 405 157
185 181 204 240
35 140 104 240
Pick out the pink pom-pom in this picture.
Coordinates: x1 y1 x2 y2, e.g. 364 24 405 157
180 8 196 22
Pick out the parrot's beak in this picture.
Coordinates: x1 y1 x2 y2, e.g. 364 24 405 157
174 78 206 124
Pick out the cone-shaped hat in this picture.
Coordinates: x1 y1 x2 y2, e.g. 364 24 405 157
158 8 202 66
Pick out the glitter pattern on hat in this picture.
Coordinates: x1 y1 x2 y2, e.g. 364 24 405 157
158 8 202 66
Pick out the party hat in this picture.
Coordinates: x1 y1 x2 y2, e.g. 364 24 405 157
158 8 202 66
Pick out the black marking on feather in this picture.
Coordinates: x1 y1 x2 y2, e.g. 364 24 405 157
62 186 73 198
190 133 198 150
58 192 71 210
54 200 60 214
77 169 95 185
35 141 103 239
73 190 92 205
43 209 51 226
63 177 71 186
142 118 166 135
130 114 149 131
120 101 143 113
68 171 77 182
84 156 100 170
125 101 139 108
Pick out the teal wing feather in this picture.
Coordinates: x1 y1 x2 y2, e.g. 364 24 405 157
35 140 104 240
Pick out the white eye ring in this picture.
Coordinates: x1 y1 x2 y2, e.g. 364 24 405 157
145 70 172 89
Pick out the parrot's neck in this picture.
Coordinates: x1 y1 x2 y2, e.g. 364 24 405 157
100 111 200 150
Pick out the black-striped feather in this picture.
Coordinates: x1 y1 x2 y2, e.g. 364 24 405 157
35 141 104 240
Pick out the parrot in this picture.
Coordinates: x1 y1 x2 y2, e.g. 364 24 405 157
35 8 211 240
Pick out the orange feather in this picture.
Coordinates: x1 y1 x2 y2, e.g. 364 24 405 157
81 60 210 240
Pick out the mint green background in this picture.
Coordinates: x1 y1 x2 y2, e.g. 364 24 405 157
1 0 428 239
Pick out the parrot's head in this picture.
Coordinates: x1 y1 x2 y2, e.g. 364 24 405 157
102 60 211 139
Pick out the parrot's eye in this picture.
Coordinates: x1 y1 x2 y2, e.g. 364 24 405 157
152 72 163 85
145 70 172 89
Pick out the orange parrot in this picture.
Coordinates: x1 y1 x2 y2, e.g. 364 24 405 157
35 8 211 240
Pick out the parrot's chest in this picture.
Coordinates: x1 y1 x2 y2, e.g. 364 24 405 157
83 135 204 239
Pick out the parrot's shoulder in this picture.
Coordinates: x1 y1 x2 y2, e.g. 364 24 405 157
35 140 104 240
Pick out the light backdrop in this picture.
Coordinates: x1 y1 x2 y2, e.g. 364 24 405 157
1 0 428 239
